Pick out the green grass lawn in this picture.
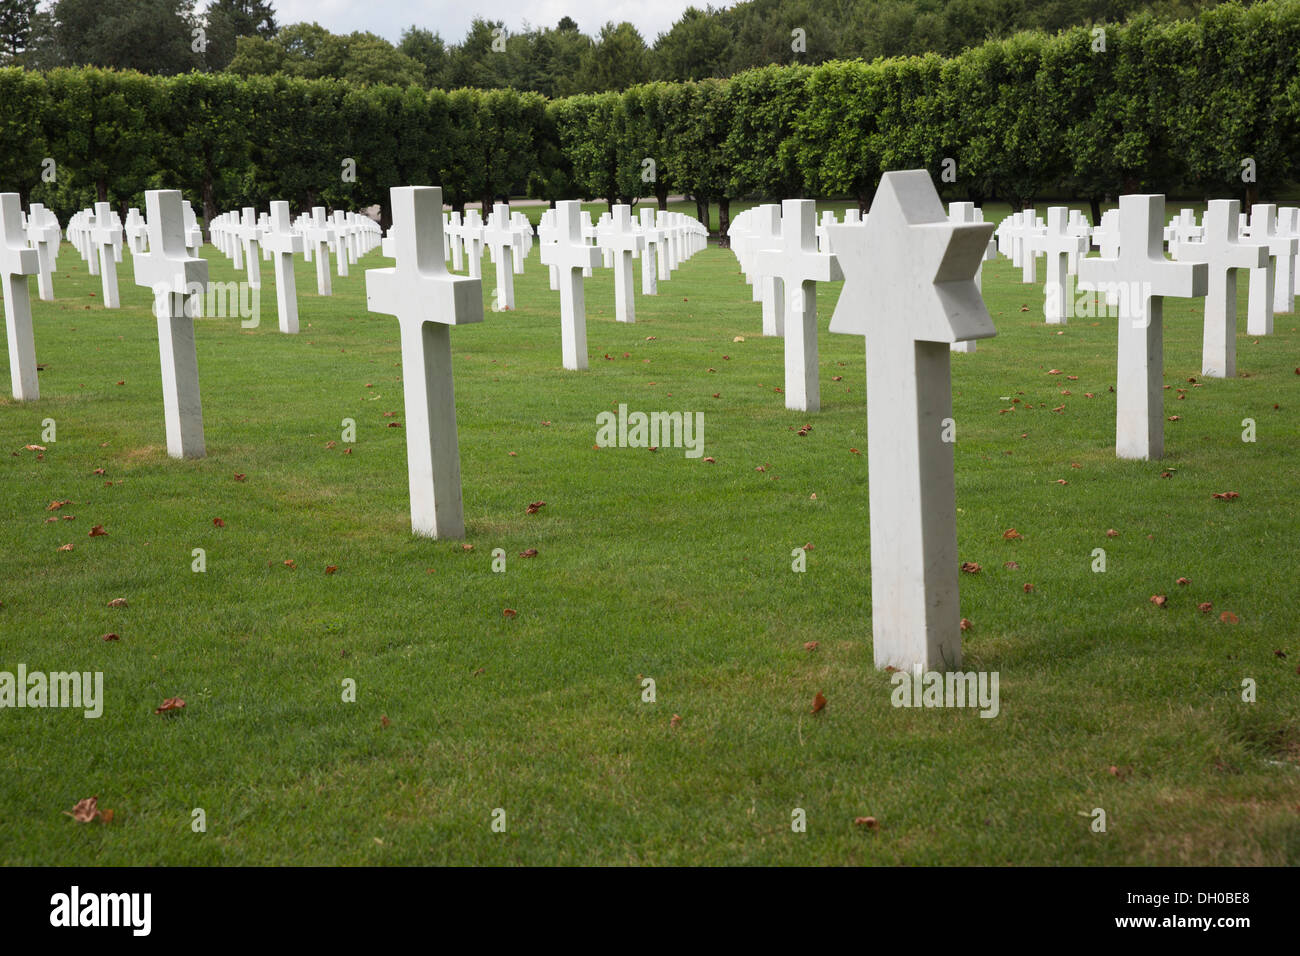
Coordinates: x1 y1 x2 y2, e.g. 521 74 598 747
1 214 1298 866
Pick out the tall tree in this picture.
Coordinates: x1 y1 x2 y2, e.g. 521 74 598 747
46 0 202 74
0 0 37 63
203 0 277 71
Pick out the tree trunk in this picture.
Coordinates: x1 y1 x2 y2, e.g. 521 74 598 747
656 183 668 211
695 196 709 233
857 191 870 215
717 197 730 248
97 178 108 203
202 171 216 243
1089 195 1102 228
1245 183 1259 210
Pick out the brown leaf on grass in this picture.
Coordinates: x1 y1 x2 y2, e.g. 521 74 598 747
525 501 546 514
325 565 338 575
461 543 474 551
61 514 74 521
1198 602 1213 613
107 598 127 608
1150 594 1167 607
960 618 972 631
802 542 814 551
518 548 538 558
670 713 682 729
387 422 403 428
88 525 107 537
1176 577 1190 586
57 543 73 552
212 517 225 528
804 641 819 651
93 468 105 476
154 697 185 715
325 440 336 448
1106 529 1119 538
1055 479 1068 485
960 562 981 574
1003 528 1022 540
849 448 860 455
502 608 517 618
1211 491 1240 500
1220 611 1240 624
233 473 246 482
380 715 391 728
101 633 119 641
342 448 353 455
1047 368 1062 375
47 500 71 511
1274 649 1288 659
702 456 716 463
853 816 880 830
1004 561 1019 570
64 796 107 823
283 559 296 569
811 691 827 714
25 444 47 452
1023 582 1034 593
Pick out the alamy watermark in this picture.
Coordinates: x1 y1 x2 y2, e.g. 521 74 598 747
1 665 103 718
595 403 704 458
890 669 1000 718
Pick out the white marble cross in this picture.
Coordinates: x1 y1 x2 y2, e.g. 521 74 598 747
756 200 842 412
481 203 516 310
948 202 980 353
753 203 785 337
1177 199 1266 379
1 193 41 400
1246 204 1295 334
263 201 303 334
539 200 600 371
462 209 484 279
26 203 59 302
365 186 483 539
90 202 122 308
124 207 148 255
1040 206 1089 324
331 211 350 277
638 207 660 295
827 170 996 673
304 207 335 295
1077 195 1207 460
1273 206 1299 313
238 207 262 289
655 210 674 277
133 189 210 459
604 204 643 323
446 211 464 272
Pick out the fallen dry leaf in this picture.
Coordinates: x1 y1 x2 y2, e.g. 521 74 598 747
380 715 391 728
1003 528 1022 540
47 499 71 511
502 608 517 618
518 548 538 558
960 561 981 574
88 525 107 537
1023 582 1034 593
811 691 827 714
233 473 246 482
1150 594 1167 607
101 633 119 641
63 796 109 823
670 713 682 729
853 816 880 830
212 517 225 528
804 641 819 651
702 456 716 463
325 565 338 575
1106 529 1119 538
57 543 73 552
283 559 296 569
525 501 546 514
107 598 127 608
1004 561 1019 570
960 618 972 631
154 697 185 715
1211 491 1240 500
1198 602 1214 613
1176 577 1189 586
1220 611 1239 624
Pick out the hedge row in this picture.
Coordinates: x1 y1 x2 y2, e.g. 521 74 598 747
2 0 1298 233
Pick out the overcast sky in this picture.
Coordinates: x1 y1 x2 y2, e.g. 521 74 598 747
257 0 719 46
